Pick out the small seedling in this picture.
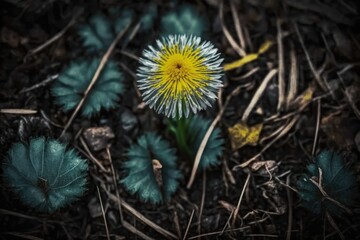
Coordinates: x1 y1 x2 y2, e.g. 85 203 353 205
121 132 182 204
297 150 357 216
168 115 224 170
3 137 88 213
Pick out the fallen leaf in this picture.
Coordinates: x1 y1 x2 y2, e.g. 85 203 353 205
224 40 273 71
288 84 315 110
249 160 277 172
228 122 263 150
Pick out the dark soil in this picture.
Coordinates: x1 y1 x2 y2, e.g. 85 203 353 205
1 0 360 239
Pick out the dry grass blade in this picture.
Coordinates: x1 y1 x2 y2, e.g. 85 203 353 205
242 69 278 122
198 171 206 234
230 0 246 50
286 44 298 108
183 209 195 240
187 85 242 189
0 109 37 114
119 62 142 100
326 212 345 240
286 174 293 240
231 67 260 81
187 226 250 239
0 208 42 221
25 8 83 59
104 189 177 239
97 186 110 240
4 232 43 240
311 99 321 156
60 22 131 138
173 210 182 239
231 173 251 226
276 18 285 111
123 220 155 240
78 136 109 173
20 74 59 94
106 147 124 222
219 0 246 57
293 23 327 91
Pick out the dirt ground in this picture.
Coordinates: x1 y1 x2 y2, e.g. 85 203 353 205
1 0 360 239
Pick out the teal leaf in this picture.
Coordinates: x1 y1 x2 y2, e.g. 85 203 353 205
51 58 125 118
161 4 206 36
121 132 182 204
167 115 224 170
78 14 115 53
297 150 357 216
114 8 134 34
139 4 157 32
3 137 88 213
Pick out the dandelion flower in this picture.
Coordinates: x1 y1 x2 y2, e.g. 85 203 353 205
137 35 223 118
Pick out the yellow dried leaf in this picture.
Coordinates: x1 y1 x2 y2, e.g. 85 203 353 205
223 54 258 71
223 40 273 71
258 40 273 54
228 122 263 150
290 84 315 110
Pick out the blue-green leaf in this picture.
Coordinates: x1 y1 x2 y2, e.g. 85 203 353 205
161 4 206 36
121 132 182 204
139 4 157 32
51 58 125 118
297 150 357 216
3 137 88 213
78 14 115 53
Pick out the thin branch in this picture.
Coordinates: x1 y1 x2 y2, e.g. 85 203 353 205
276 18 285 111
286 174 293 240
286 43 298 108
183 209 195 240
198 170 206 234
311 99 321 156
0 109 37 114
242 69 278 122
25 9 83 59
231 173 251 226
230 0 246 50
293 23 327 91
97 186 110 240
219 0 246 57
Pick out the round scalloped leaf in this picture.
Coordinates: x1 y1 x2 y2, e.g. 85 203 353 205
168 115 224 170
3 137 88 213
297 150 357 216
51 58 124 118
78 14 115 52
139 4 157 32
161 4 206 36
113 8 134 34
121 132 182 204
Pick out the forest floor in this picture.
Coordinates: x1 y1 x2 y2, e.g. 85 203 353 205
1 0 360 239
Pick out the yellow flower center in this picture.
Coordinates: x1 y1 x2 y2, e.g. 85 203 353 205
152 44 211 102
